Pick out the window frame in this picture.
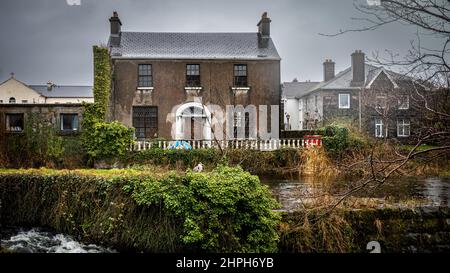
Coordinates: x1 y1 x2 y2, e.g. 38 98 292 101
9 97 16 104
186 64 201 87
132 106 158 139
338 93 350 109
375 118 386 138
60 113 79 133
397 119 411 137
5 113 24 133
138 64 153 88
233 64 248 87
398 95 410 110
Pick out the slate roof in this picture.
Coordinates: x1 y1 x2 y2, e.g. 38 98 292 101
282 81 320 99
299 63 413 97
109 32 281 60
29 85 93 98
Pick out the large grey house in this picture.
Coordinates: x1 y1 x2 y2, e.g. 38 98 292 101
107 12 281 140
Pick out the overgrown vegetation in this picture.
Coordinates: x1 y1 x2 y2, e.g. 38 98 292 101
128 147 301 176
0 166 281 253
81 46 134 163
0 113 85 168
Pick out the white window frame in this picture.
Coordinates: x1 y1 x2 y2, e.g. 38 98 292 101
338 93 350 109
398 95 410 110
375 118 386 138
397 119 410 137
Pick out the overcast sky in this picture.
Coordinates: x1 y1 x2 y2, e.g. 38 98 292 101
0 0 437 85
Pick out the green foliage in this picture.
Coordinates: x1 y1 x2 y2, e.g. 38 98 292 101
129 147 301 176
130 147 221 168
128 165 281 252
0 113 85 168
92 46 111 119
320 123 370 158
81 46 134 162
0 166 281 253
85 121 134 160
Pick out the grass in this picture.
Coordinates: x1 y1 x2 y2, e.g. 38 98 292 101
398 144 438 152
0 165 182 178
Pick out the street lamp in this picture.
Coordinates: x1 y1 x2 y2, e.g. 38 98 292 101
286 113 291 130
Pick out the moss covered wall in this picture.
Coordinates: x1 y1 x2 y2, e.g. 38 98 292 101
280 208 450 253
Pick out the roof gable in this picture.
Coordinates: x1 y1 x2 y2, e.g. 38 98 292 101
0 78 44 99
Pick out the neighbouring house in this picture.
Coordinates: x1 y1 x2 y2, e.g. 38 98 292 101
0 75 93 135
282 50 426 140
281 79 319 131
107 12 281 140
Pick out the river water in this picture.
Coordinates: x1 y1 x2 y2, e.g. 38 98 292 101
262 176 450 211
0 228 115 253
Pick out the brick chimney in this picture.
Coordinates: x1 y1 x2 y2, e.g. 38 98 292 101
257 12 271 48
323 59 335 82
109 11 122 47
350 50 365 86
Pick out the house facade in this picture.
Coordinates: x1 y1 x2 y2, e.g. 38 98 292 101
282 50 423 139
107 12 281 140
0 75 93 135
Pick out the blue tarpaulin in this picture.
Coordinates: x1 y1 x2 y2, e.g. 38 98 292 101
169 140 192 150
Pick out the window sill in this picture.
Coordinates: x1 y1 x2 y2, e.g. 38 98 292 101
184 86 203 90
137 87 154 90
232 87 250 95
60 130 80 136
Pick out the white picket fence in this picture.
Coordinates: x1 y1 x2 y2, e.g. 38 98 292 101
132 137 322 151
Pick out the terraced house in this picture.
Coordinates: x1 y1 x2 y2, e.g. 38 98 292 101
0 75 93 135
282 50 425 140
107 12 281 140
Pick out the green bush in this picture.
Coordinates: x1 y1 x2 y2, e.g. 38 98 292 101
0 166 281 253
320 123 369 158
85 121 134 160
127 165 281 252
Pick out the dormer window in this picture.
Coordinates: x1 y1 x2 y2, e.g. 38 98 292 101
398 95 409 110
234 64 248 87
9 97 16 104
138 64 153 87
186 64 201 87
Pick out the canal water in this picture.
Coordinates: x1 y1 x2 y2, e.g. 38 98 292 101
262 176 450 211
0 228 115 253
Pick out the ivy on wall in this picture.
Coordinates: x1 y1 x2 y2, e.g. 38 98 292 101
92 45 111 119
82 46 134 163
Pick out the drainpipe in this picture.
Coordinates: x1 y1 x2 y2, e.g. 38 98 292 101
358 87 362 131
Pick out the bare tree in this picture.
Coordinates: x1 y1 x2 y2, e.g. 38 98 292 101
320 0 450 207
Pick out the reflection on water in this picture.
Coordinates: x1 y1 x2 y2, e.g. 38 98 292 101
1 228 116 253
262 176 450 211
